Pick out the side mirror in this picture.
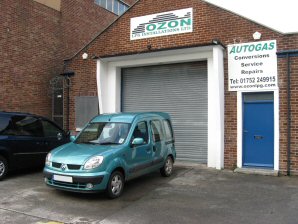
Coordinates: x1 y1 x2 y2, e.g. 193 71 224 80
131 138 144 147
70 135 76 142
57 132 63 141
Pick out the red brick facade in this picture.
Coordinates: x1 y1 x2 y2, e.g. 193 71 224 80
0 0 117 119
61 0 117 59
62 0 298 173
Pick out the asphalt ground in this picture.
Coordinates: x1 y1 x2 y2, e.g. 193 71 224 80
1 165 298 224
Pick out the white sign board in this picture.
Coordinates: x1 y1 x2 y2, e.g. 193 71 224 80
130 8 193 40
228 40 278 91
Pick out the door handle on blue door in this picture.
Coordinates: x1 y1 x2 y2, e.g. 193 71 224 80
254 135 264 140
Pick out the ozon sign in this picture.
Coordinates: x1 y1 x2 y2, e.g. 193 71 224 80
130 8 193 40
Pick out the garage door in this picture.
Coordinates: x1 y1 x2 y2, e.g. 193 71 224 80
122 61 207 163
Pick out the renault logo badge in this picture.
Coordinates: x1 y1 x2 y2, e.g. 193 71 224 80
61 164 67 171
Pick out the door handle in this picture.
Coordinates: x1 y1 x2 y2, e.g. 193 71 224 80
153 146 157 152
254 135 264 140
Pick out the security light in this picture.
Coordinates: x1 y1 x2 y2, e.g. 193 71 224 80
82 52 88 60
253 31 262 40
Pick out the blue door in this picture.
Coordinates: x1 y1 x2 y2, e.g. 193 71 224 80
243 93 274 168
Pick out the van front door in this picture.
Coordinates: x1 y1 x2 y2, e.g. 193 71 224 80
127 121 152 176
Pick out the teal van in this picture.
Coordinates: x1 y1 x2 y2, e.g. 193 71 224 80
43 112 176 198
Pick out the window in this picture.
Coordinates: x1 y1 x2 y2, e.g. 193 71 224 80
42 120 62 137
107 0 113 11
113 0 119 15
75 122 130 145
95 0 129 15
150 120 164 142
0 115 11 135
119 2 128 15
163 120 174 142
132 121 148 143
11 116 43 137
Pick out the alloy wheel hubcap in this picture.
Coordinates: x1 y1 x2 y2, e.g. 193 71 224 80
165 158 173 175
111 175 122 195
0 161 5 176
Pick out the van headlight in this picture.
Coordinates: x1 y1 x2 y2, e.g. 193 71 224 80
84 156 103 170
45 153 52 166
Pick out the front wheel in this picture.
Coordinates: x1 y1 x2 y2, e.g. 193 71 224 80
0 156 8 181
106 171 124 199
160 156 173 177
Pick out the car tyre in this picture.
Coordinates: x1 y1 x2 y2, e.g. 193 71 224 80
160 156 173 177
106 171 124 199
0 155 8 181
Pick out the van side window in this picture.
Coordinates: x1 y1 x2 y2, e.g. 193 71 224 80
0 115 44 137
132 121 148 143
41 120 62 137
0 115 13 135
163 119 174 142
12 116 43 137
151 120 164 142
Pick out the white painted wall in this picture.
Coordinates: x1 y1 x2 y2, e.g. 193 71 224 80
96 46 225 169
207 47 225 169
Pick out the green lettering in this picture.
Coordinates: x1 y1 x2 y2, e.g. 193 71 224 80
180 18 191 26
157 22 167 30
236 46 242 53
229 46 236 54
168 20 179 28
255 44 262 51
248 44 255 52
269 42 275 50
146 24 156 31
262 43 268 51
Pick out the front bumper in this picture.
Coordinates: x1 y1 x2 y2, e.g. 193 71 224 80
43 168 110 193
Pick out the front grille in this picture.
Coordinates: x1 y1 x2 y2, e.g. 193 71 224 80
52 162 61 168
51 162 81 170
50 180 87 189
67 164 81 170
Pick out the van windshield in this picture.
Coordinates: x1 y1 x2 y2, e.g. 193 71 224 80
75 122 131 145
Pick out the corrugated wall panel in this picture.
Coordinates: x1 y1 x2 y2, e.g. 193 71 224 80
122 61 207 163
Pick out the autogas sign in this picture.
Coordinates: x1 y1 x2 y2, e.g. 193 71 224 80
130 8 193 40
228 40 278 91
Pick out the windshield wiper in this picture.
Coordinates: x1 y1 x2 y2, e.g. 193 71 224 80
79 142 98 145
99 142 120 145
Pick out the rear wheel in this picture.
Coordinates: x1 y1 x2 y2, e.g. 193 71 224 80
106 171 124 199
0 155 8 181
160 156 173 177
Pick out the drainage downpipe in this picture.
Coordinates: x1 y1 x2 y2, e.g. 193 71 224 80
277 50 298 176
286 53 291 176
60 71 75 132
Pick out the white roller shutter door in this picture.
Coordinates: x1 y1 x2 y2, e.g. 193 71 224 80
122 61 207 163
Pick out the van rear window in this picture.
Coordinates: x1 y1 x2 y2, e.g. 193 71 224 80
0 115 10 134
163 119 174 142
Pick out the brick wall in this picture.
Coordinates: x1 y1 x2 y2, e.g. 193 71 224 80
289 56 298 175
0 0 62 117
277 34 298 175
123 0 138 6
0 0 117 120
65 0 298 173
61 0 117 59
